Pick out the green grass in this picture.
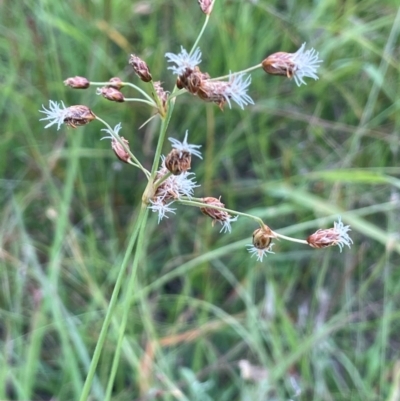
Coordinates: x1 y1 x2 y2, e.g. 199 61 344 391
1 0 400 400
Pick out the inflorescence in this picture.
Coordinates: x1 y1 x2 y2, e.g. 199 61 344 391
39 2 352 262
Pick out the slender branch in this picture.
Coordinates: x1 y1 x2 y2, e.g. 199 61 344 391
209 63 262 81
123 98 157 107
89 81 116 85
190 14 210 55
272 232 308 245
127 160 141 168
139 113 159 130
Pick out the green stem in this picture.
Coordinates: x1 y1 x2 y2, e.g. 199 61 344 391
78 206 148 401
102 88 179 401
190 14 210 56
272 232 308 245
123 98 157 107
124 97 157 108
104 207 149 401
95 116 151 179
209 63 262 81
127 160 141 169
102 80 179 400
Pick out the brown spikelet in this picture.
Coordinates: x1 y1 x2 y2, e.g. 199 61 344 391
261 52 295 78
111 137 131 163
252 225 275 250
97 87 125 102
165 149 191 175
63 76 90 89
63 105 96 128
129 54 152 82
201 197 228 225
198 0 214 15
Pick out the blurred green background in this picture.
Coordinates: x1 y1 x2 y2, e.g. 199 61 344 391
1 0 400 400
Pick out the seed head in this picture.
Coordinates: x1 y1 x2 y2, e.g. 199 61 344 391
197 72 254 110
200 197 238 233
262 43 323 86
307 217 353 252
63 76 90 89
252 225 275 249
165 149 191 175
177 66 210 94
262 52 294 76
154 159 200 202
129 54 152 82
198 0 214 14
200 197 225 220
111 137 130 163
39 101 96 130
247 225 276 262
96 87 125 102
63 105 96 128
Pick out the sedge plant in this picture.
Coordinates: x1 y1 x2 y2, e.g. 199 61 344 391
38 1 353 399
